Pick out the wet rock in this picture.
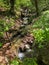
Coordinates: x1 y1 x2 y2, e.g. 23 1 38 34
22 33 35 47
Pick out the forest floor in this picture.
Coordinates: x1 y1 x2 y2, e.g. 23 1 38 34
0 11 36 65
0 9 49 65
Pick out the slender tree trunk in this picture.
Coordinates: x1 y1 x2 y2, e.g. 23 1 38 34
30 0 39 16
10 0 15 14
34 0 39 16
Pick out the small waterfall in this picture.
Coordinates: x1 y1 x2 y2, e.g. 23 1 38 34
23 17 28 25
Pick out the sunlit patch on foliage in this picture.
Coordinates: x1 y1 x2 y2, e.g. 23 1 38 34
10 60 19 65
10 58 23 65
32 29 45 42
32 29 45 48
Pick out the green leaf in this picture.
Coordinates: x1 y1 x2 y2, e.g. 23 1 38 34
11 60 19 65
0 42 3 47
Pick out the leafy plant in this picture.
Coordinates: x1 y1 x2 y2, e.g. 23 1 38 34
0 42 3 47
23 58 38 65
0 19 14 37
33 10 49 28
33 29 45 43
32 29 45 48
32 11 49 48
10 60 19 65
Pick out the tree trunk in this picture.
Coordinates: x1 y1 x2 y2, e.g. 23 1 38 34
10 0 15 14
30 0 39 16
34 0 39 16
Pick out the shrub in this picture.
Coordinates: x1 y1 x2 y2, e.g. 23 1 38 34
10 60 19 65
0 19 14 47
32 10 49 48
23 58 38 65
0 19 14 37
